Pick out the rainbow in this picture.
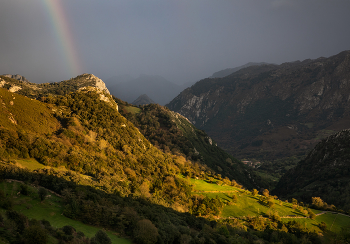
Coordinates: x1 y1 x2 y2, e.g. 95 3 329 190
41 0 82 78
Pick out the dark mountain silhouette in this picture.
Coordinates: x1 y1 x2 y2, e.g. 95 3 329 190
132 94 155 106
106 74 182 105
210 62 271 78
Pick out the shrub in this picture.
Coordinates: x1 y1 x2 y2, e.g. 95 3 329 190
38 187 48 201
20 184 30 195
134 219 159 244
23 225 48 244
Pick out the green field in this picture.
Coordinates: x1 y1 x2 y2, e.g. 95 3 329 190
123 106 141 114
0 181 131 244
189 178 350 234
316 213 350 233
187 177 241 192
14 158 46 170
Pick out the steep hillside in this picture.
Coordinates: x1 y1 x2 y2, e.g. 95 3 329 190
167 50 350 162
273 129 350 210
0 75 199 205
117 102 268 189
0 88 60 134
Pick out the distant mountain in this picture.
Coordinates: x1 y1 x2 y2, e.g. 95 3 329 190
167 50 350 161
273 129 350 209
132 94 155 106
106 74 182 105
210 62 271 78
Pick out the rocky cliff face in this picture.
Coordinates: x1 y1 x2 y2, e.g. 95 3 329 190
167 50 350 160
2 74 29 83
0 73 117 110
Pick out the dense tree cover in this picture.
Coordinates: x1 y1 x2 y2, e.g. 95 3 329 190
0 91 204 208
0 164 333 244
117 101 269 189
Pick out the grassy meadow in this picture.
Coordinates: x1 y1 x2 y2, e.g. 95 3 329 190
0 180 131 244
189 177 350 234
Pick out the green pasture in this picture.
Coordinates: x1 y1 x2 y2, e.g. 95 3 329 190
123 106 141 114
188 178 241 192
189 178 350 234
14 158 46 170
280 212 350 234
316 213 350 233
0 181 130 244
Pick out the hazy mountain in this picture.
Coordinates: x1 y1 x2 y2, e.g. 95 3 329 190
106 74 182 105
132 94 155 106
273 129 350 209
167 50 350 161
210 62 271 78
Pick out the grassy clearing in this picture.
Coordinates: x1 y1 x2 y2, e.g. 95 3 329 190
255 171 279 182
188 178 240 192
316 213 350 233
188 178 350 234
0 181 131 244
189 178 305 217
14 158 46 170
124 106 141 114
281 217 320 232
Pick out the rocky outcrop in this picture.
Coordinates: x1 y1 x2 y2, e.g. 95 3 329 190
167 50 350 160
0 73 118 110
2 74 29 83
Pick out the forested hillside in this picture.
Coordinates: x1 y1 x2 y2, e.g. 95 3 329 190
116 101 269 189
273 129 350 211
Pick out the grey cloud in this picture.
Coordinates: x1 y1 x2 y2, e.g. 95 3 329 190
1 0 350 85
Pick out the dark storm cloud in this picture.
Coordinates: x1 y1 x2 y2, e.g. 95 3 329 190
1 0 350 84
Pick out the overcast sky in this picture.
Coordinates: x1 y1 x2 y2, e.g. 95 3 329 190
1 0 350 84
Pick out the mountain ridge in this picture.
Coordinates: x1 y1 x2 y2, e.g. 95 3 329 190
167 50 350 161
210 62 272 78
